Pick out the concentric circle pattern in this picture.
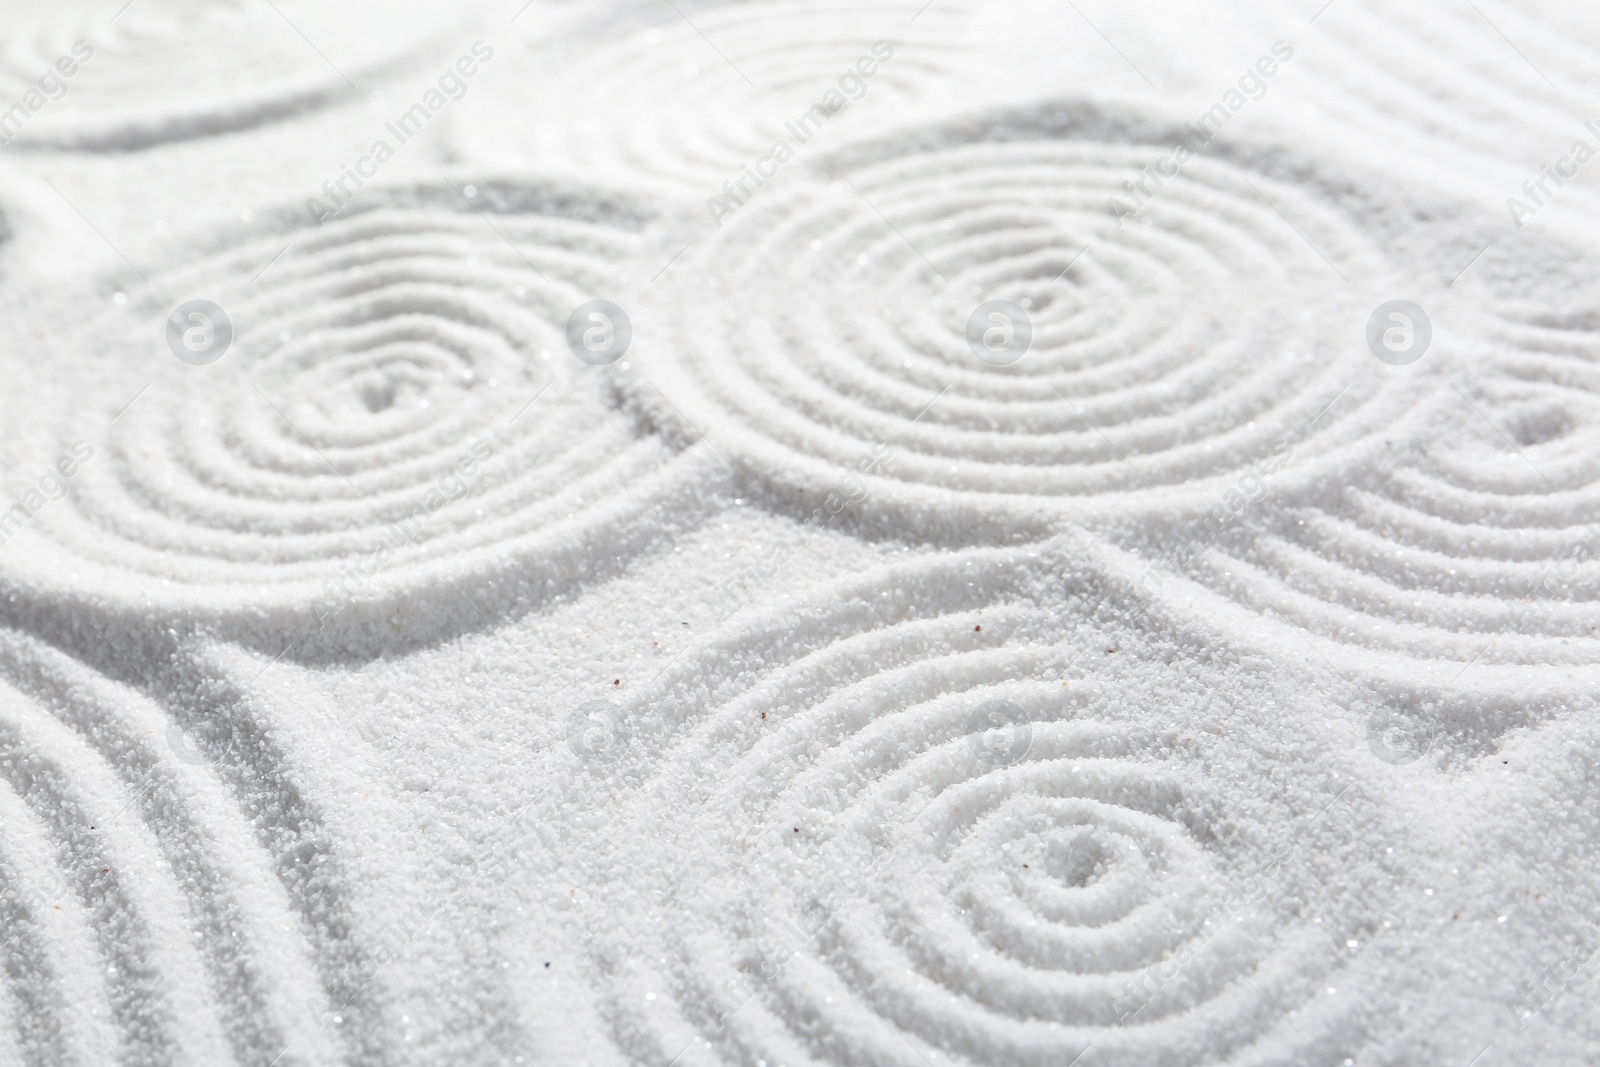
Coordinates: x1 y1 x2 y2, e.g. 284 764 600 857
1171 307 1600 674
0 0 459 149
581 544 1375 1067
459 0 980 193
0 2 1589 1062
635 108 1422 540
4 179 711 647
0 628 340 1067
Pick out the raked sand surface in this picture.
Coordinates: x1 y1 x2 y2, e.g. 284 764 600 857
0 1 1598 1064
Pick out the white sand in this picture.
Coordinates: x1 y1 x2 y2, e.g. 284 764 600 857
0 1 1597 1064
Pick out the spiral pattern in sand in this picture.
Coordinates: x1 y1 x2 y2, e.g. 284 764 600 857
635 107 1419 540
0 0 460 149
4 179 711 647
586 545 1370 1067
1170 307 1600 677
0 629 343 1067
460 0 978 193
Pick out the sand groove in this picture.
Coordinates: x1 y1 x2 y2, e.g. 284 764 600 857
0 1 460 150
3 178 714 656
0 628 341 1066
635 106 1422 541
1174 309 1600 678
460 0 977 193
577 543 1378 1067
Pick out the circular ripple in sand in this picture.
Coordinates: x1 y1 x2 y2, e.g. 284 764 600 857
634 105 1424 542
0 629 341 1066
1169 308 1600 678
458 0 979 194
580 543 1380 1067
0 0 460 150
2 178 711 650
